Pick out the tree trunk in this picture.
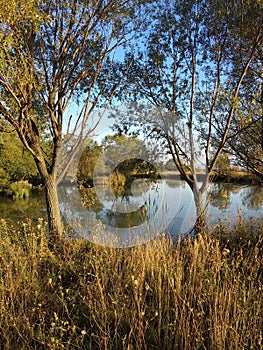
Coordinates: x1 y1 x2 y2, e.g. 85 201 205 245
193 187 206 234
44 175 64 239
30 141 64 239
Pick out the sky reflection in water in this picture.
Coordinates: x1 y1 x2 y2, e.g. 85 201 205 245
0 180 262 246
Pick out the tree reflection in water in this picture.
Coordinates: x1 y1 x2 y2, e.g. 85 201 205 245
241 186 263 210
208 183 241 209
207 183 263 212
81 177 158 229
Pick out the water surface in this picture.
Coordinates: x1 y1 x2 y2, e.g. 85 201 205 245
1 180 262 244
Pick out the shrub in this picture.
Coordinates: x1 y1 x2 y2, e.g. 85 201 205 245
8 180 32 199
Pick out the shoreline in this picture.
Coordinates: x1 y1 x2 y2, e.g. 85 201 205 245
0 171 261 194
161 171 261 184
75 171 261 188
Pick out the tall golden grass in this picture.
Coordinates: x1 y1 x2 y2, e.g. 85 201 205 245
0 218 262 349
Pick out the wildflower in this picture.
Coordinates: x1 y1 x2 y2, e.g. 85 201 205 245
133 279 139 287
131 275 139 286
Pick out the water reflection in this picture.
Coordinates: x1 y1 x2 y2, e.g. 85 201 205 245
59 178 172 247
208 183 240 209
0 191 46 223
0 181 262 239
207 183 263 212
207 183 263 224
80 180 157 228
241 186 263 209
59 179 263 242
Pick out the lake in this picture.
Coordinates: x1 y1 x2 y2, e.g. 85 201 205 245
1 179 262 247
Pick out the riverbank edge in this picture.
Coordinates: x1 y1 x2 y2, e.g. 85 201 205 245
0 170 261 195
75 170 262 188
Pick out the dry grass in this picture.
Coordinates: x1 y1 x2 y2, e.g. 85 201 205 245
0 218 262 349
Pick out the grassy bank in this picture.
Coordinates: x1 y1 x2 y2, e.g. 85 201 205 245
0 218 262 349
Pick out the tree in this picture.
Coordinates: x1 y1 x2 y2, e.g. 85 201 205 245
101 133 154 174
0 130 39 184
227 114 263 181
77 139 102 184
224 21 263 181
213 152 231 177
113 0 263 231
99 133 158 192
0 0 146 238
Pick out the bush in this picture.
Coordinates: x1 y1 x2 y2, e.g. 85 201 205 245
8 180 32 199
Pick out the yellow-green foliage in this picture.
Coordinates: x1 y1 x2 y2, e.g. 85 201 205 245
8 180 32 199
0 219 262 349
110 171 127 196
